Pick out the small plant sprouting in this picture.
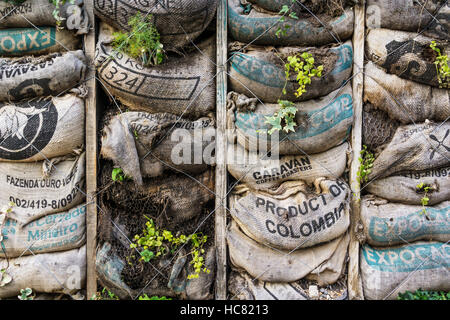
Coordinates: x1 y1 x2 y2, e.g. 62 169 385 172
112 12 165 67
357 145 374 184
111 167 128 182
398 289 449 300
138 294 172 300
264 100 298 135
276 1 299 38
416 182 433 217
91 288 119 300
430 41 449 88
283 52 324 97
130 216 210 280
18 288 34 300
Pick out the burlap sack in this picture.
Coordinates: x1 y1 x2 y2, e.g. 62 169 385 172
0 27 81 56
100 164 214 224
360 197 449 247
96 241 215 300
0 0 89 34
0 153 86 225
227 142 349 194
228 270 308 300
0 204 86 258
94 0 218 50
229 178 351 250
228 0 354 46
362 103 400 151
366 29 450 88
95 23 216 119
228 84 353 155
360 241 450 300
101 111 215 185
227 221 349 284
246 0 357 16
0 51 87 101
0 245 86 299
0 93 85 162
366 0 449 40
364 62 450 124
367 121 450 180
229 41 353 103
365 166 450 205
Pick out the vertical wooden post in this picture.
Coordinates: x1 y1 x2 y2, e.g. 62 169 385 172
348 2 365 300
84 0 98 300
215 0 228 300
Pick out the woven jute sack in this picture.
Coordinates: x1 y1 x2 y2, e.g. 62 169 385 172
229 178 351 251
94 0 218 50
366 0 449 40
228 0 354 46
366 28 450 88
360 196 450 247
96 241 216 300
367 121 450 181
365 166 450 205
0 27 81 57
95 23 216 119
0 204 86 258
360 241 450 300
0 93 85 162
227 221 349 285
245 0 357 16
0 0 89 34
227 84 353 155
0 153 86 226
0 245 86 299
362 103 400 151
0 51 87 102
101 111 215 185
364 62 450 124
229 40 353 103
227 142 349 195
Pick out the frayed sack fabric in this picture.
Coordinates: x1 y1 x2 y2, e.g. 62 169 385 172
367 121 450 181
0 27 81 57
0 245 86 299
360 242 450 300
0 51 87 101
228 0 354 46
0 0 89 35
366 0 449 41
95 23 216 119
0 204 86 258
364 62 450 124
228 84 353 155
227 221 349 285
229 41 353 103
227 142 349 194
0 93 85 162
101 112 215 185
229 178 351 250
360 197 450 246
0 153 85 226
94 0 218 50
366 28 450 88
228 270 308 300
365 167 450 205
245 0 357 16
96 242 216 300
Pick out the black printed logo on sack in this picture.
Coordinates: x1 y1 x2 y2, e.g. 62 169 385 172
429 129 450 160
9 78 58 100
0 100 58 160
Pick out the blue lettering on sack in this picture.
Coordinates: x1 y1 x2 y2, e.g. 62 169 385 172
0 27 56 54
362 243 450 272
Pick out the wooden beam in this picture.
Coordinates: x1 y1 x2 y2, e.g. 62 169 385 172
84 0 98 300
348 2 365 301
215 0 228 300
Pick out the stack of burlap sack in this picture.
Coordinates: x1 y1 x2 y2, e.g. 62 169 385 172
225 0 356 300
94 0 219 300
360 0 449 300
0 0 89 299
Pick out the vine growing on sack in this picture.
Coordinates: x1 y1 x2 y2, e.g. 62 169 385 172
356 145 374 184
416 182 433 217
276 0 299 38
430 41 449 88
129 216 210 280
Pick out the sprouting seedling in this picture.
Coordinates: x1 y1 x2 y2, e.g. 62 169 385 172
18 288 34 300
283 52 324 97
276 1 299 38
264 100 298 135
416 182 433 217
357 145 374 184
111 167 128 182
430 41 449 88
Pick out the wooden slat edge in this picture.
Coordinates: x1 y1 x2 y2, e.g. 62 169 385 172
84 0 98 300
215 0 228 300
348 2 365 300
